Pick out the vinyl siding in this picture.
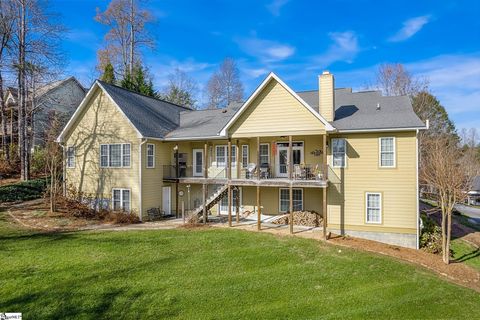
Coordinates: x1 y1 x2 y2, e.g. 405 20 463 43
327 131 417 234
64 87 141 216
229 79 326 137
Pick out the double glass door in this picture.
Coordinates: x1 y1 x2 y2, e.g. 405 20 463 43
276 142 304 177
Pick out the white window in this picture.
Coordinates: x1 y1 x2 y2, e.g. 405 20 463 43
259 143 269 165
146 144 155 168
216 145 236 168
100 145 109 167
279 188 303 212
379 137 395 168
366 192 382 224
100 144 131 168
242 145 249 168
112 188 131 212
332 138 346 168
122 144 131 167
216 145 226 168
66 146 75 168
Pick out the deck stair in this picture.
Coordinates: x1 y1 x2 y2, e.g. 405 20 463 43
193 184 228 217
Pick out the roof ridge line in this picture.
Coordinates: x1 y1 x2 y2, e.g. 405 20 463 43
96 79 192 111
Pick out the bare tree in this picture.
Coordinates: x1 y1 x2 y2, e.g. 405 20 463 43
374 63 428 97
0 0 17 162
95 0 154 78
161 68 197 109
205 58 244 109
10 0 65 180
44 111 63 212
421 136 479 264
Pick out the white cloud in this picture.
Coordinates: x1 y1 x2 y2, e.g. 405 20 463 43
388 15 431 42
266 0 290 16
311 31 360 68
406 54 480 116
236 36 295 62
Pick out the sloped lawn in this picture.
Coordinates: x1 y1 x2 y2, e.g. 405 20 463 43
0 216 479 319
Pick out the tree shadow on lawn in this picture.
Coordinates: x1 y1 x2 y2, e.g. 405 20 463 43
454 247 480 263
0 257 181 319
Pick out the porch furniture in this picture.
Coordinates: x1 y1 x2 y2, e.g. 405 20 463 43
246 163 256 179
147 207 166 221
260 163 270 179
294 164 302 179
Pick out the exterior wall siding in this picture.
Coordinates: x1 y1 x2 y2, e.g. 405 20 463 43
64 88 141 217
326 131 418 241
230 79 326 137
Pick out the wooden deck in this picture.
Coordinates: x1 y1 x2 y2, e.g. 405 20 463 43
174 177 328 188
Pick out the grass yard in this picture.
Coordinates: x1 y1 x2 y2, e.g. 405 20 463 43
452 238 480 271
1 216 480 319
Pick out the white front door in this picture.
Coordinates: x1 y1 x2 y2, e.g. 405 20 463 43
193 149 204 177
276 142 304 177
162 186 171 214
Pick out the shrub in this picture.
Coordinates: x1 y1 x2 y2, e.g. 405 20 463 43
57 195 140 224
420 225 443 254
419 213 452 256
0 178 48 202
31 148 47 176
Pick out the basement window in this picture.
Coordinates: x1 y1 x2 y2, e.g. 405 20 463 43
279 188 303 213
366 192 382 224
112 188 131 212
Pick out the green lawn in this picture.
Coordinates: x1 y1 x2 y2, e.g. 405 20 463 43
1 216 479 319
452 238 480 271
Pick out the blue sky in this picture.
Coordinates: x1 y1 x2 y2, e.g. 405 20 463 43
58 0 480 130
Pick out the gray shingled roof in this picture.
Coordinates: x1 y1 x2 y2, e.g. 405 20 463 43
98 80 190 139
97 81 425 140
297 89 425 131
166 102 242 139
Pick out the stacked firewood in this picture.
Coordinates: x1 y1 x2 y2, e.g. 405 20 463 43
271 211 323 227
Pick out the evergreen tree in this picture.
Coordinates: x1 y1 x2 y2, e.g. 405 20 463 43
120 64 156 97
101 62 116 84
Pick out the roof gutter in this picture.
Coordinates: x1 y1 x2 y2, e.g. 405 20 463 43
335 126 427 133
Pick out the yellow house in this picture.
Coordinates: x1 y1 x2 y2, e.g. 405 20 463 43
57 71 426 249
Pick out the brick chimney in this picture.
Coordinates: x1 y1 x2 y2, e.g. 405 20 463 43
319 71 335 122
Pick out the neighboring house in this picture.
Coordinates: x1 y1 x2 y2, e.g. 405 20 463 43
57 71 427 249
467 176 480 205
1 76 86 149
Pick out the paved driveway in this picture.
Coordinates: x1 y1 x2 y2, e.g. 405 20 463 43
455 204 480 221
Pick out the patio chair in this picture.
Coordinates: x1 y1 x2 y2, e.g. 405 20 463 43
260 163 270 179
294 164 302 179
246 163 256 179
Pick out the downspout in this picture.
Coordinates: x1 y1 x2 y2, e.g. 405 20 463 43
415 129 420 249
60 142 66 197
139 138 147 222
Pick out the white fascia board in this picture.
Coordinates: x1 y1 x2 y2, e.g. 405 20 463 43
336 126 427 133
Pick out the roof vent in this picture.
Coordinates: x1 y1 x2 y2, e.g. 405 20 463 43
376 103 381 110
222 109 227 113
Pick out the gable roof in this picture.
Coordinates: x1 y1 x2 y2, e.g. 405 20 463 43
219 72 335 136
472 176 480 192
297 88 425 131
57 80 190 142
